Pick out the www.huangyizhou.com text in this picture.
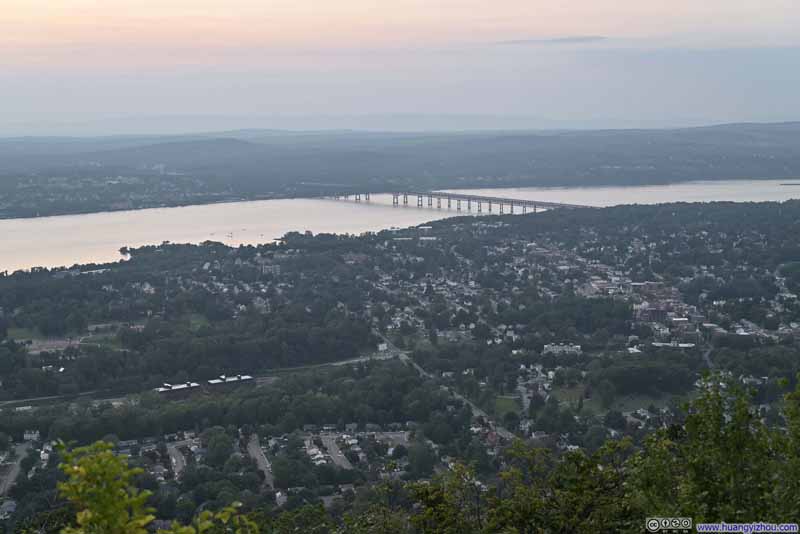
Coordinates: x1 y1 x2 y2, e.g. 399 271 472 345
646 518 799 533
695 522 798 533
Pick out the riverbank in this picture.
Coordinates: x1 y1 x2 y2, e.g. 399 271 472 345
2 179 799 273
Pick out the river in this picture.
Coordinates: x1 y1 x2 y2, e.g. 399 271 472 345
1 179 798 272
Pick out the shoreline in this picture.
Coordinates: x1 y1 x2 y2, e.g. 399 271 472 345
2 177 799 222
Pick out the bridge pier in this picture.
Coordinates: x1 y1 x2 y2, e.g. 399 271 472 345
332 190 586 212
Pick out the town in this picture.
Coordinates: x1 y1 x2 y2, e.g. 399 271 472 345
2 201 800 529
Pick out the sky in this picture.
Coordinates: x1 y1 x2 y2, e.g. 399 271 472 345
2 0 800 134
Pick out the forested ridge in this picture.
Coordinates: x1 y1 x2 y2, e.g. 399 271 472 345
3 122 800 218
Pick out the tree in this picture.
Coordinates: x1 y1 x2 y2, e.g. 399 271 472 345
596 379 616 409
581 425 608 452
503 411 520 431
527 393 545 417
56 441 257 534
409 464 486 533
627 381 796 522
57 441 155 534
269 504 334 533
391 444 408 459
603 410 627 431
202 427 234 468
408 443 437 478
42 374 800 534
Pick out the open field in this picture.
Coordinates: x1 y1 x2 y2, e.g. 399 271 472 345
7 327 44 340
494 396 520 418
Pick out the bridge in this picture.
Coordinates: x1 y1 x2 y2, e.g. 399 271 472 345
329 190 590 214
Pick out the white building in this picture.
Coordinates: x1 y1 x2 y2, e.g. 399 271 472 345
542 343 582 356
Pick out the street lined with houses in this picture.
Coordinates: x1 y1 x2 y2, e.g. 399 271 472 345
246 435 274 488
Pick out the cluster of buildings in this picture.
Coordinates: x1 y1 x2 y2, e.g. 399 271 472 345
155 374 254 396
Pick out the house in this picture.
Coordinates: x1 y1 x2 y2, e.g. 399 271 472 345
0 500 17 520
150 464 168 482
23 430 41 442
275 492 288 507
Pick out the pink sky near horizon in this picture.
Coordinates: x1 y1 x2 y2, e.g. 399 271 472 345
3 0 800 67
2 0 799 128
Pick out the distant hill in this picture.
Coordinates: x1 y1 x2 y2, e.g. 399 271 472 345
1 122 800 217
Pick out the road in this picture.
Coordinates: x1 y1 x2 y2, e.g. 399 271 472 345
167 443 187 479
703 347 714 369
320 434 353 470
0 442 31 496
0 353 399 411
246 435 274 488
376 331 516 441
517 382 531 412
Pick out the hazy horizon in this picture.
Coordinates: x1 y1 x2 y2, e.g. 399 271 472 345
2 1 800 135
4 113 784 138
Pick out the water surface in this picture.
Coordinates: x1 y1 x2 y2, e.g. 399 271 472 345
1 180 797 272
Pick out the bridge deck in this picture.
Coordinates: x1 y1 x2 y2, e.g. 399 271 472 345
404 191 589 209
326 189 592 210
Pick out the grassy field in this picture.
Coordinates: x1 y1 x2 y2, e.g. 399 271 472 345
550 384 603 413
80 333 123 350
611 392 695 413
551 383 693 415
187 313 210 332
7 327 44 340
494 396 521 418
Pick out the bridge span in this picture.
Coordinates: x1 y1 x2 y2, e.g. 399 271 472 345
330 190 590 214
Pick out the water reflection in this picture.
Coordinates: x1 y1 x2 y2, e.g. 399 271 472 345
1 180 798 272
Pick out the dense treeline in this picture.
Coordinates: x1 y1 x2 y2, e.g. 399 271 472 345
13 379 800 533
4 123 800 218
0 240 378 400
0 362 467 446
